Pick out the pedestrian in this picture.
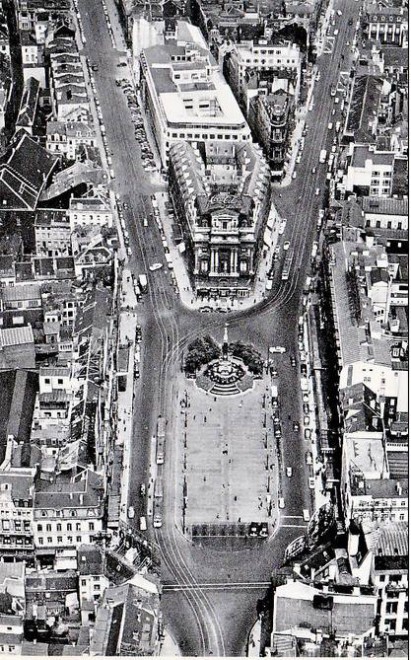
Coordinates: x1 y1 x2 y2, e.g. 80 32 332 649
204 475 206 482
204 415 207 423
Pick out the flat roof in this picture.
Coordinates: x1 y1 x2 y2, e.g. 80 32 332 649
362 196 408 216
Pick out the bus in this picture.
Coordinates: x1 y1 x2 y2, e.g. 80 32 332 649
156 416 166 465
154 472 163 500
281 249 294 281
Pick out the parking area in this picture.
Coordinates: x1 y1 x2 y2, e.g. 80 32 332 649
180 378 278 530
116 78 157 173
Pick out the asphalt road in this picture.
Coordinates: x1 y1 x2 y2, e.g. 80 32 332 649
77 0 361 654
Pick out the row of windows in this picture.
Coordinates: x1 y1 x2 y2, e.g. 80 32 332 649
37 522 94 531
38 535 85 544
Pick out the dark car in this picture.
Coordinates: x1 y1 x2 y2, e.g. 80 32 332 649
136 325 142 341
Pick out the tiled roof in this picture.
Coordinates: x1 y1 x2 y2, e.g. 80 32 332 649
363 520 408 556
0 325 34 347
362 196 408 216
2 283 41 301
0 132 58 210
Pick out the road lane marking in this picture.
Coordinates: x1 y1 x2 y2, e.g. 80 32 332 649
279 524 308 529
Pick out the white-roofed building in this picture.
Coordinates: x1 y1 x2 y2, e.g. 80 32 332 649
140 23 251 166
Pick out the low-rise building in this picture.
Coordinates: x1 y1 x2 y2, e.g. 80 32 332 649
169 139 270 296
77 545 110 623
90 576 161 656
271 577 378 654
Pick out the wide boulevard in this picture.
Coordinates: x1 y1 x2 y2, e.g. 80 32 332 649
77 0 361 654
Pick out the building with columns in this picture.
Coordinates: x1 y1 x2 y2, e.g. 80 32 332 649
169 139 271 297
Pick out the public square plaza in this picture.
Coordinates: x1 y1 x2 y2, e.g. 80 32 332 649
179 378 277 530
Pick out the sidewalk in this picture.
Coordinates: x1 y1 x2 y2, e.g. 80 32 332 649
154 190 284 312
276 66 317 187
116 267 138 524
247 617 262 657
160 628 181 656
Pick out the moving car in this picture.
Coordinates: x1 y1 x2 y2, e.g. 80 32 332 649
303 509 310 522
127 506 135 519
286 467 293 477
315 188 320 196
270 346 286 354
283 241 290 251
139 516 147 531
293 421 300 431
279 497 285 509
149 262 163 271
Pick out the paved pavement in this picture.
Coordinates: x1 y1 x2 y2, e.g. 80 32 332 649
77 0 362 654
177 378 277 528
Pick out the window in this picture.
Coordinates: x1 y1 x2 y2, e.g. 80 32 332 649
57 536 62 543
38 537 43 544
89 522 95 531
76 523 81 531
76 536 81 543
47 537 52 544
57 523 61 532
46 524 51 532
81 579 87 586
67 523 72 531
37 524 43 532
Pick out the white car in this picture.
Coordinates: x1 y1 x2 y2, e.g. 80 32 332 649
279 222 286 236
315 188 320 196
127 506 135 519
279 497 285 509
283 241 290 251
333 28 339 36
336 9 342 16
269 346 286 354
149 262 163 271
286 467 293 477
328 122 333 130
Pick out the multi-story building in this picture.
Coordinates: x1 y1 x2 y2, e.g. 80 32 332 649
0 7 10 59
15 0 71 33
341 144 406 198
20 31 46 87
69 195 113 230
249 88 293 176
363 4 408 48
361 197 408 233
33 468 105 553
0 469 36 560
46 120 96 159
77 545 110 622
140 26 251 166
223 39 301 110
0 283 42 312
34 209 71 257
169 139 270 296
348 520 408 637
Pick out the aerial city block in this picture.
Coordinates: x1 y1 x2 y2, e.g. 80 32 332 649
0 0 408 656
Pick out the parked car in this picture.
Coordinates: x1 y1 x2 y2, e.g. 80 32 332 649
304 428 312 440
286 467 293 477
127 506 135 519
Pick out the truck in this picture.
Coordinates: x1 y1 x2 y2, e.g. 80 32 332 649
319 149 327 164
138 274 148 293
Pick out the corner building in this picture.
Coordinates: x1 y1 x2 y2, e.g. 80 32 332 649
169 140 271 296
140 34 251 166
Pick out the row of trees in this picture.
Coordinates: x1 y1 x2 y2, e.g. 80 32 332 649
184 336 264 376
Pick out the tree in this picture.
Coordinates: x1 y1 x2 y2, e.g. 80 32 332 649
185 335 221 374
